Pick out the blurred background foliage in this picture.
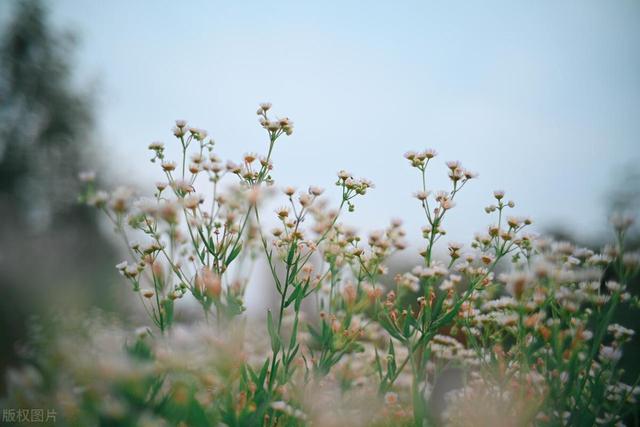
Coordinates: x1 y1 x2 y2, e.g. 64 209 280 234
546 169 640 383
0 0 118 389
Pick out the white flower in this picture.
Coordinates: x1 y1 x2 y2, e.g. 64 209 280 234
78 170 96 182
384 392 398 405
599 346 622 363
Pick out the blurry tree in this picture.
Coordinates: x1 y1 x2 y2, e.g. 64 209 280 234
609 165 640 216
0 0 91 226
0 0 118 387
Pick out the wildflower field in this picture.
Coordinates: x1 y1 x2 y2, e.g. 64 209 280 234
3 104 639 427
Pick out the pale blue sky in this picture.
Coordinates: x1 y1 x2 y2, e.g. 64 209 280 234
14 0 640 244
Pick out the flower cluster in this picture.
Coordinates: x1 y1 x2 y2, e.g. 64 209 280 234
7 105 639 427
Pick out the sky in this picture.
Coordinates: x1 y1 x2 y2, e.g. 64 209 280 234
9 0 640 246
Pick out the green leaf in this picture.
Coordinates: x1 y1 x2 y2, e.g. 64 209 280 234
388 339 397 378
284 286 301 307
289 316 299 350
225 243 242 266
145 374 166 404
308 324 321 341
267 310 281 354
226 295 246 317
258 358 270 388
287 344 300 366
402 313 414 338
286 242 296 265
431 290 446 321
269 358 280 388
198 228 216 256
374 347 384 380
378 313 405 342
161 299 174 328
245 365 257 384
186 389 211 426
295 283 309 311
